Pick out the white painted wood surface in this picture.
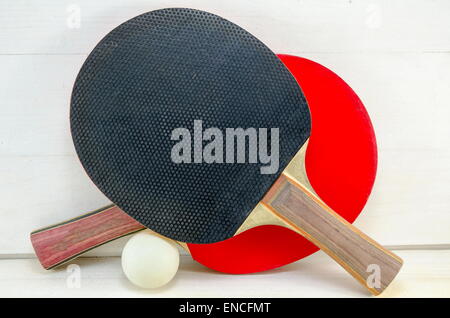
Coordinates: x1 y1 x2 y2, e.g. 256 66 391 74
1 250 449 297
0 0 449 262
1 0 450 298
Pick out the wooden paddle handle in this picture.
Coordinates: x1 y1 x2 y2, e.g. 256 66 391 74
262 174 403 295
30 205 145 269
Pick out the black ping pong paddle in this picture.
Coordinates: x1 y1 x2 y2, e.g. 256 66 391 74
70 8 402 295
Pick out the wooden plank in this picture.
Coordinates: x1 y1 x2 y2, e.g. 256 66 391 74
0 250 448 297
1 0 450 55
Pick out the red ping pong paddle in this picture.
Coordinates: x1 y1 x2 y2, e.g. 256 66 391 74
189 54 379 273
32 55 377 275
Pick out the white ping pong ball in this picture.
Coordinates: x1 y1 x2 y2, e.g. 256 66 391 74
121 230 180 289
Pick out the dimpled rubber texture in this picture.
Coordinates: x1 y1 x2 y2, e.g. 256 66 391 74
70 8 310 243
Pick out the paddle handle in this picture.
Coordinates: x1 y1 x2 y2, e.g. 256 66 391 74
30 206 145 269
262 174 403 295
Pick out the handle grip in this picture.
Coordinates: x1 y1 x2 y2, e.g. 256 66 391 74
30 205 145 269
263 174 402 295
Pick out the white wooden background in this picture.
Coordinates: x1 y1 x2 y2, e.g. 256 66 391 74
0 0 449 297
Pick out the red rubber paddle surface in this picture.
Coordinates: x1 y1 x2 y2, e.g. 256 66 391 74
187 55 378 273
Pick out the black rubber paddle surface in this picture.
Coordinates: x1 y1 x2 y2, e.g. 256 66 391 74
71 8 310 243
